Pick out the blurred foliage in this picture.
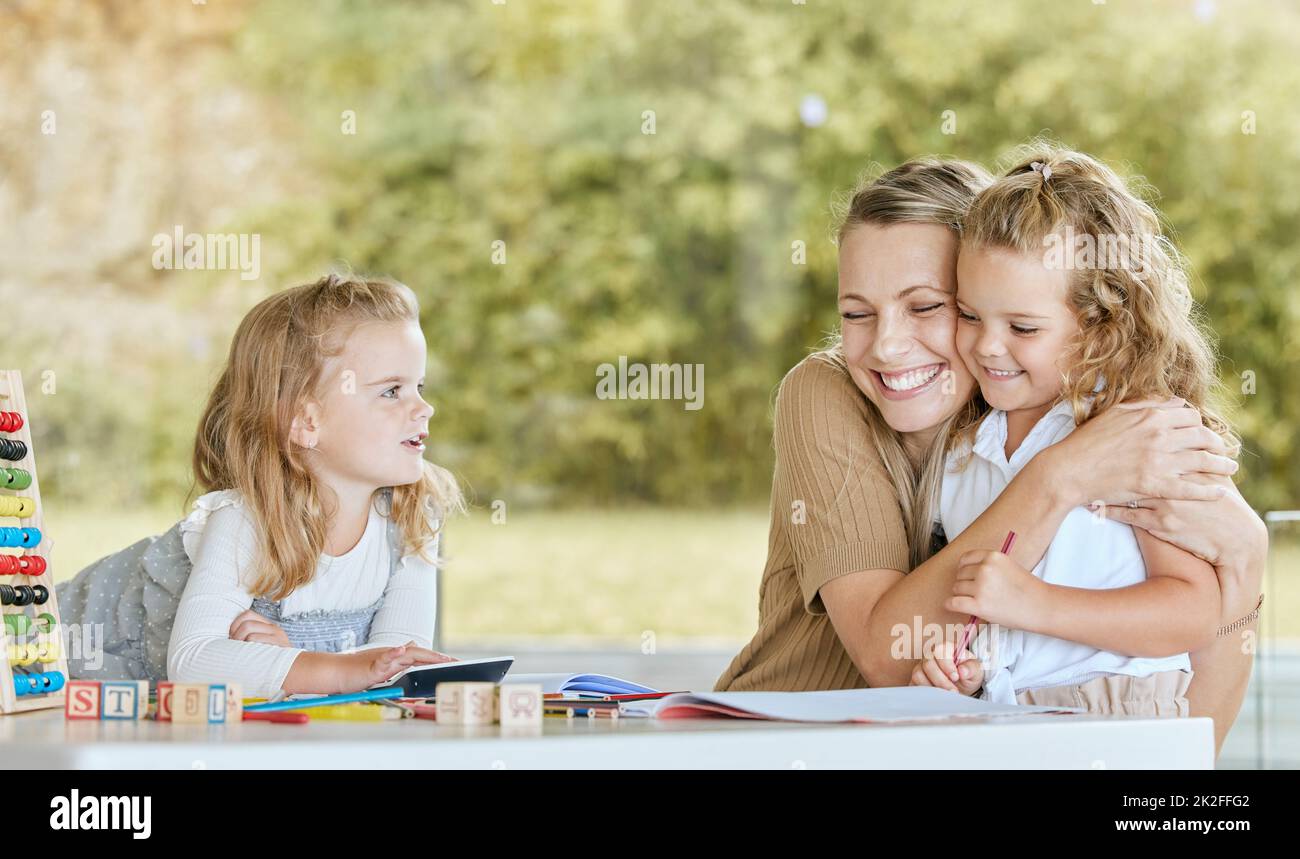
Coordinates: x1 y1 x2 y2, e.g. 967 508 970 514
14 0 1300 513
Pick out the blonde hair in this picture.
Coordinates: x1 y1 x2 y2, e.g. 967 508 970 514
190 272 465 601
822 157 993 570
959 142 1239 457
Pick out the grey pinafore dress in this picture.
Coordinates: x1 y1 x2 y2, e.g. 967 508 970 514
55 488 407 683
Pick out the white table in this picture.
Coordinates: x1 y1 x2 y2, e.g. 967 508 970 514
0 709 1215 768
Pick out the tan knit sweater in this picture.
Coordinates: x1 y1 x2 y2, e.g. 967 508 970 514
714 354 911 691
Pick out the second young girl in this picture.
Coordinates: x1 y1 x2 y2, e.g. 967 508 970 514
911 146 1238 715
58 273 465 698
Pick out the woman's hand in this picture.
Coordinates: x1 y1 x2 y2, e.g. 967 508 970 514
229 609 291 647
1043 397 1238 506
346 642 458 691
1101 473 1267 621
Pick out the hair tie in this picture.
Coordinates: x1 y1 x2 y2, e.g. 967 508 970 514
1030 161 1053 182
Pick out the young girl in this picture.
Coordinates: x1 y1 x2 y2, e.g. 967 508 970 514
57 272 465 699
911 146 1237 715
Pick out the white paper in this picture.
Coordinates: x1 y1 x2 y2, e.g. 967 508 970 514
653 686 1083 722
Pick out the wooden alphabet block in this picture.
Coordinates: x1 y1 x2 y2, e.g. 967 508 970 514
205 684 228 723
64 680 101 720
171 683 209 724
224 683 243 722
497 683 543 726
461 682 496 725
101 680 149 721
434 682 464 724
155 682 174 721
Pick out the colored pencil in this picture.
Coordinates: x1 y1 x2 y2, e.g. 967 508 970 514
242 711 310 724
242 686 406 713
952 530 1017 682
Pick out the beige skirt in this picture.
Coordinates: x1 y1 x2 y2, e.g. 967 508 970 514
1015 669 1192 717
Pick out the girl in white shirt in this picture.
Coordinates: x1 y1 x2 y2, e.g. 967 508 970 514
58 272 465 698
910 147 1236 716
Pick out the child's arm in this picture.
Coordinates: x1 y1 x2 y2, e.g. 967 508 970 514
167 505 309 697
348 535 441 652
950 533 1220 658
281 647 442 695
1037 528 1220 657
169 504 447 695
287 541 456 692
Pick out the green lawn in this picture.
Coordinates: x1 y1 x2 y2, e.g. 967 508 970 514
44 505 1300 642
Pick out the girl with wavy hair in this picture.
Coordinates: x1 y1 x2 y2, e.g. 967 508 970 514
58 272 464 698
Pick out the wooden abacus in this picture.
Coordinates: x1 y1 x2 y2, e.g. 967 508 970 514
0 370 67 714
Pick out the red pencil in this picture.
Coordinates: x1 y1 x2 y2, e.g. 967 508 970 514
951 530 1017 683
242 711 310 724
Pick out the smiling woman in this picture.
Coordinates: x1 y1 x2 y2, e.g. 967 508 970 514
715 155 1266 757
837 222 979 442
715 158 993 692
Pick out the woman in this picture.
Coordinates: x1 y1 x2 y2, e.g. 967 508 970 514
716 157 1266 756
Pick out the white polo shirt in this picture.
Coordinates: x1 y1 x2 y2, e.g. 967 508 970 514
938 398 1191 705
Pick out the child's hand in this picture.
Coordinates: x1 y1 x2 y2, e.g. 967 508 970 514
349 641 457 691
945 550 1045 630
910 640 983 696
229 609 291 647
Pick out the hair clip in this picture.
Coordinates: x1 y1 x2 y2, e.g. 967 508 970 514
1030 161 1053 181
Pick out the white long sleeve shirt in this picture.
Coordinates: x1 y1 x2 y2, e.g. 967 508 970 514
166 490 440 698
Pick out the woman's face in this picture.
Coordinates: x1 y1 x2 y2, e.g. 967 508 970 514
837 222 977 436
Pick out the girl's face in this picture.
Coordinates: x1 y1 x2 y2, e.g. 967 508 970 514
954 245 1080 415
838 222 977 437
298 320 435 493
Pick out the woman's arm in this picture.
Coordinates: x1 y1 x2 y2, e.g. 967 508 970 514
1104 474 1267 756
861 398 1237 688
856 451 1078 686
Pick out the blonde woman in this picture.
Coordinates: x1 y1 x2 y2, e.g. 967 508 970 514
716 157 1266 755
58 273 464 698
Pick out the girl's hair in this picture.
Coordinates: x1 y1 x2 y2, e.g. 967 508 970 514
190 272 465 601
959 142 1239 457
821 157 994 570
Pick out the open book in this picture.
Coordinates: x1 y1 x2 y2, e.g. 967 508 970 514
506 673 660 697
651 687 1083 722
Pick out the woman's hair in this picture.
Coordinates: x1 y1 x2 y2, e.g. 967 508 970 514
821 157 994 570
959 141 1239 456
190 272 465 601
